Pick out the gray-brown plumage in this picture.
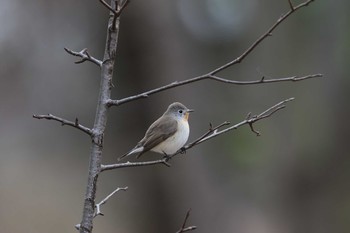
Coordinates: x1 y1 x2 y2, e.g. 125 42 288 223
118 102 193 161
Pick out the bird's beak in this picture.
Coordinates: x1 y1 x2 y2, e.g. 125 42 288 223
184 109 193 121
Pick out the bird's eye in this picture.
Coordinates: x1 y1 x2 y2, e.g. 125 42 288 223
179 110 183 114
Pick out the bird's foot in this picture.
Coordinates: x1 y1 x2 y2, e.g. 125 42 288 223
162 152 171 161
179 147 186 154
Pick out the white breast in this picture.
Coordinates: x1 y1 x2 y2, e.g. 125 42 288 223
151 119 190 155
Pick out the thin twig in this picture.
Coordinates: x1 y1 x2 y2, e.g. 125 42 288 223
101 158 171 172
99 0 118 14
178 226 197 233
75 187 128 230
64 47 102 67
288 0 295 11
107 0 319 107
116 0 130 17
209 0 315 74
33 114 92 136
102 98 294 171
186 121 231 148
175 209 197 233
99 0 130 17
95 187 128 217
108 74 322 106
182 98 295 149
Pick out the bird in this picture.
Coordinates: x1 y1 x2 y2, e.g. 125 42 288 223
118 102 193 161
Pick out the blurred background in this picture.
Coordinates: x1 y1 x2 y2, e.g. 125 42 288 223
0 0 348 232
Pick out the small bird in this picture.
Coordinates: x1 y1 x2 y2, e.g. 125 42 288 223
118 102 193 161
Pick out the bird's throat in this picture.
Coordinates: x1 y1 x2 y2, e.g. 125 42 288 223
184 112 189 121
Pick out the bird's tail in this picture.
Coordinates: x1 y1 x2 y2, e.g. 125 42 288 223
117 151 131 161
118 146 144 161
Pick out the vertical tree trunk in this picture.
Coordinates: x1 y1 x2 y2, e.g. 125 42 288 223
79 2 120 232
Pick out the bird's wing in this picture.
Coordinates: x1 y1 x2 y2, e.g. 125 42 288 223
137 116 178 158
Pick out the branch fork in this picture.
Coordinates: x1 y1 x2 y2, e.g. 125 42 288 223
75 187 128 230
246 113 261 136
33 114 92 136
99 0 130 17
64 47 102 67
176 209 197 233
288 0 295 11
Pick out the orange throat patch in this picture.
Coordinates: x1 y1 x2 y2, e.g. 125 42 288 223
184 112 190 121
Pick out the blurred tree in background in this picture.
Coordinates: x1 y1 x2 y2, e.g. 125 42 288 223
0 0 348 233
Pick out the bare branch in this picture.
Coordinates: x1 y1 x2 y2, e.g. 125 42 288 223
108 74 322 106
116 0 130 17
99 0 130 17
175 209 197 233
181 98 295 151
108 0 319 107
95 187 128 216
98 0 117 14
33 114 92 136
75 187 128 230
101 158 171 172
103 98 294 171
288 0 295 11
185 121 231 148
64 47 102 67
178 226 197 233
210 0 315 74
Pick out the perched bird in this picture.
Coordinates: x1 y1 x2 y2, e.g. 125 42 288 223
118 102 193 161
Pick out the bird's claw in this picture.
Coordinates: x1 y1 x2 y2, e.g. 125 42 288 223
162 152 171 161
179 147 186 154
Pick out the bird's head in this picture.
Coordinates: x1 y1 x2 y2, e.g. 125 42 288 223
164 102 194 121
